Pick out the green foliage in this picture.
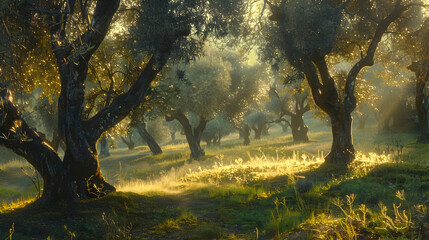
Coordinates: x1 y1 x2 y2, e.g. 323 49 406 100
245 111 272 129
146 118 170 144
260 0 342 65
130 0 247 62
159 45 232 121
221 51 267 127
201 115 233 144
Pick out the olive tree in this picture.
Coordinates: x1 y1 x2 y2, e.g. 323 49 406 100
261 0 421 164
266 68 310 142
163 46 232 159
201 115 233 146
0 0 246 202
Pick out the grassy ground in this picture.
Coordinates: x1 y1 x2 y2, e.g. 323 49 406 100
0 118 428 239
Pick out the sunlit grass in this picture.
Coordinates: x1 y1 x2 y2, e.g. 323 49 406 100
1 124 428 239
0 195 35 214
117 149 395 196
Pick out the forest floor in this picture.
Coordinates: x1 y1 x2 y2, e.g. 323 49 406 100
0 121 428 239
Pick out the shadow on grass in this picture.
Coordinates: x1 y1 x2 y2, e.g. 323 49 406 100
2 160 429 239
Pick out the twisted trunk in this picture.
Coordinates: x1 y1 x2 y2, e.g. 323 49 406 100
325 112 354 164
290 91 309 142
272 1 409 164
167 111 207 159
252 123 265 140
239 124 251 145
137 123 162 155
0 88 77 202
270 86 309 142
290 114 309 142
416 84 429 143
51 0 120 199
0 0 188 202
409 61 429 143
121 133 135 150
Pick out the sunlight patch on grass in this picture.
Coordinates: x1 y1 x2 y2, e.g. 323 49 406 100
348 152 395 178
117 150 394 196
0 195 35 213
182 151 324 185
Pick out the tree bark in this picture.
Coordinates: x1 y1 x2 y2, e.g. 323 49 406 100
325 113 354 164
325 113 355 164
0 87 77 202
239 124 251 145
120 131 135 150
50 129 61 152
252 123 265 140
270 1 410 164
290 114 309 142
290 91 309 142
271 86 309 142
167 111 206 159
45 0 120 200
120 136 135 150
409 61 429 143
137 123 162 155
0 0 191 202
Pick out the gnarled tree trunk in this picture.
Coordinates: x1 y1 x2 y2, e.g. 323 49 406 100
252 123 266 140
0 0 189 202
325 112 354 164
290 90 309 142
0 87 77 202
167 111 207 159
270 86 310 142
290 114 309 142
267 0 410 165
409 61 429 143
137 123 162 155
121 132 135 150
239 124 251 145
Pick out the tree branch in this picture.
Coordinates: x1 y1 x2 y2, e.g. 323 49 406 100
84 28 190 144
300 57 333 113
0 87 69 196
344 0 410 111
